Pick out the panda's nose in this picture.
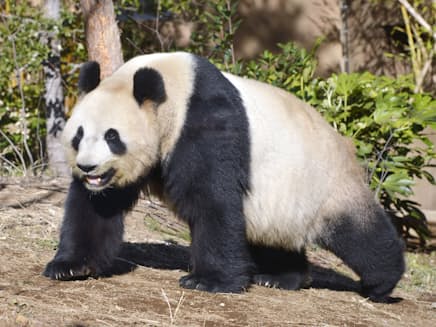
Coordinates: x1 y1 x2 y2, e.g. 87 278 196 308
77 164 97 173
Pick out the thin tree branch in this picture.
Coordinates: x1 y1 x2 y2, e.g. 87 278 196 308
340 0 350 73
397 0 436 43
0 129 27 172
155 0 164 51
226 0 236 67
369 131 395 195
415 49 434 93
401 5 420 82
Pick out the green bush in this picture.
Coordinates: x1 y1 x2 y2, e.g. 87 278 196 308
0 5 50 174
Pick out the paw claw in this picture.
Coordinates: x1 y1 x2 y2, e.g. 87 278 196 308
43 259 94 281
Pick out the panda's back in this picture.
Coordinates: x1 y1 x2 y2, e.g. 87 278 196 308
223 73 367 249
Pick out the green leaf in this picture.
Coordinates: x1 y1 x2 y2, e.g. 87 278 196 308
382 173 415 196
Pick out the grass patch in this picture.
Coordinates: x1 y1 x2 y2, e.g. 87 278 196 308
143 214 191 242
399 252 436 293
35 238 58 250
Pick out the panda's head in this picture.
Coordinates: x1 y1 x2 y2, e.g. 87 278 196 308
63 61 167 192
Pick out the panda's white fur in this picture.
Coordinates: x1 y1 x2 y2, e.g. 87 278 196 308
45 52 405 302
230 78 387 285
224 73 369 250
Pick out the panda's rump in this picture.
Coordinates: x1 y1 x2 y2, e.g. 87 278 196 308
224 74 364 250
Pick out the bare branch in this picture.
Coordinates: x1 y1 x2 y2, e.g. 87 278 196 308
0 129 27 172
369 131 395 197
415 49 434 93
340 0 350 73
155 0 164 51
397 0 436 43
226 0 236 67
0 155 21 173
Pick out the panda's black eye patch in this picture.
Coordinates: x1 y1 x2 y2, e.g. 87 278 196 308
104 128 119 141
104 128 126 155
71 126 84 151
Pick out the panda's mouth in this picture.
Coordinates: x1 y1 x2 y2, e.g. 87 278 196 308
83 169 115 189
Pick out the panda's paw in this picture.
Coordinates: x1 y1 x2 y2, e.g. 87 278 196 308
43 259 94 280
253 274 280 288
253 272 310 290
361 283 403 303
179 273 247 293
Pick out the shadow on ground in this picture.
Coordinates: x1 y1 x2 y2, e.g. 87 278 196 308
109 241 361 294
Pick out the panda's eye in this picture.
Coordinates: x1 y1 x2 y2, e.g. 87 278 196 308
104 128 126 155
71 126 84 151
104 128 119 141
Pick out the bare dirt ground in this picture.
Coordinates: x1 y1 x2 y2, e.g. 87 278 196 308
0 177 435 327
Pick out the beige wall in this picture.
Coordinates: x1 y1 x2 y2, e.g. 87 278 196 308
234 0 342 77
411 132 436 211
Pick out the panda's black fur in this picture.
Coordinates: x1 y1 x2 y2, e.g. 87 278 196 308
44 52 405 303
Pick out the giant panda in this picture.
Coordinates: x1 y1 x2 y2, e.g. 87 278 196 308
43 52 405 303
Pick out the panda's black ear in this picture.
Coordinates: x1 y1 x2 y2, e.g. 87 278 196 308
78 61 101 94
133 68 167 107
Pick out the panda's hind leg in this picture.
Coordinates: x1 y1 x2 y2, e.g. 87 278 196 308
250 245 310 290
319 202 405 303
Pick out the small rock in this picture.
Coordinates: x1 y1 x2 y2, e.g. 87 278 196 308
15 314 29 325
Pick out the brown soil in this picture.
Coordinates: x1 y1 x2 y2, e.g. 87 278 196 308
0 178 435 327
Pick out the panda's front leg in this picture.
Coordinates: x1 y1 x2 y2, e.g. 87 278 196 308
43 179 125 280
167 176 253 293
163 113 253 293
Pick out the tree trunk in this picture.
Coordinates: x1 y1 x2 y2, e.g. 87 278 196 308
42 0 69 176
80 0 124 78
